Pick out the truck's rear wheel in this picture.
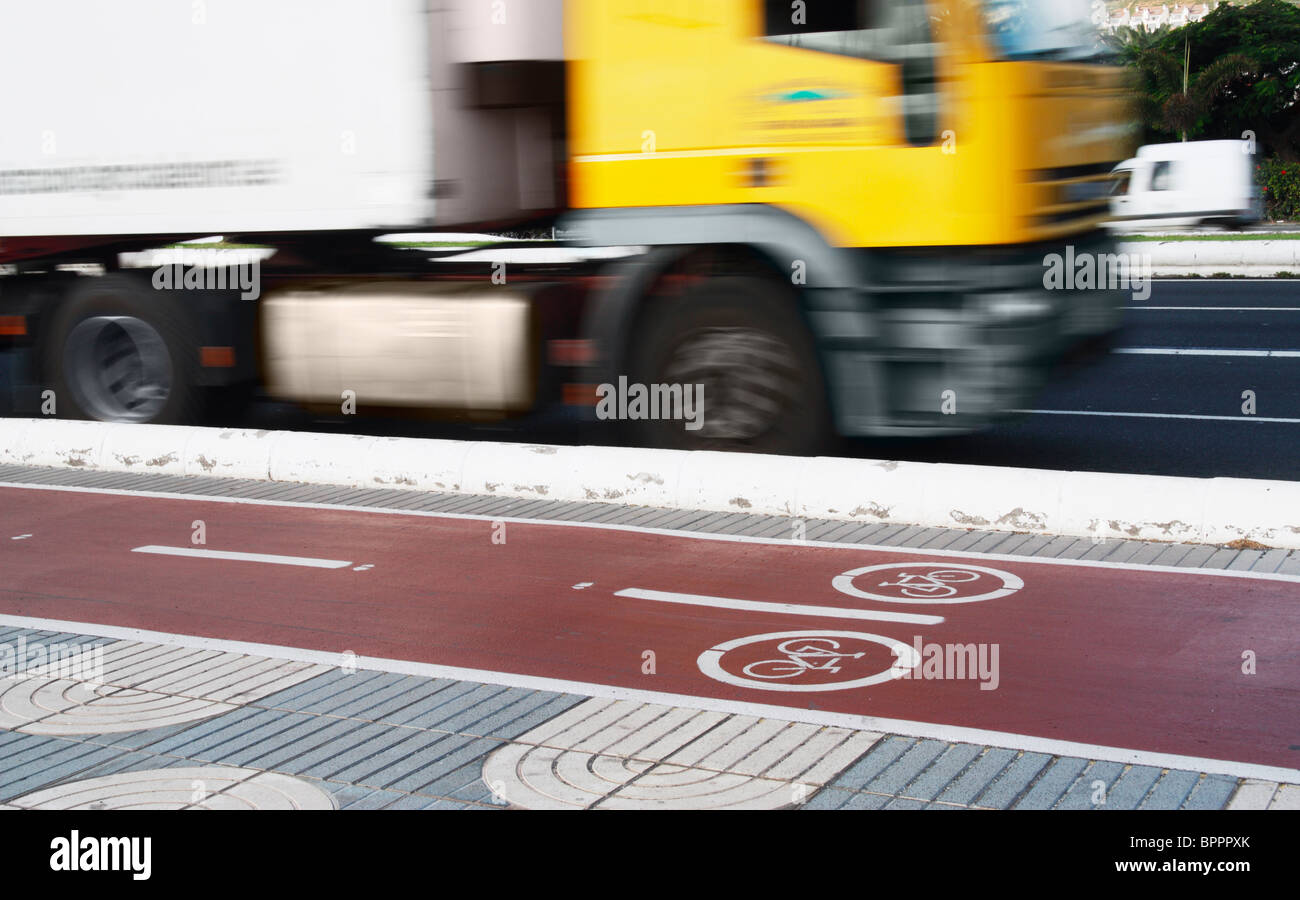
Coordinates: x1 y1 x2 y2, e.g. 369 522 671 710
625 276 831 455
45 277 198 424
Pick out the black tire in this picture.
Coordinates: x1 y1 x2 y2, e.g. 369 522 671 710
623 276 833 455
43 275 199 424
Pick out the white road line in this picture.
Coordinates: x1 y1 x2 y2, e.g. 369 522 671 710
615 588 946 625
0 611 1294 785
1012 409 1300 424
130 546 352 569
1129 307 1300 311
5 481 1299 583
1116 347 1300 357
11 534 31 540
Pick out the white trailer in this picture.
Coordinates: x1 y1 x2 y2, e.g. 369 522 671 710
0 0 564 240
0 0 572 426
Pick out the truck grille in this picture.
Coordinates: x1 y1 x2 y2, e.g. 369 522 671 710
1032 161 1119 229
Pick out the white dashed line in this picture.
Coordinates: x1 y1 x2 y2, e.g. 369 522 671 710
130 545 353 568
1011 409 1300 424
615 588 945 625
1116 347 1300 357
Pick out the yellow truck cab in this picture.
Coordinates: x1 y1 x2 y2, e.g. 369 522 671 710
564 0 1135 449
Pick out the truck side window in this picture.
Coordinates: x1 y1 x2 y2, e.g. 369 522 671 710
763 0 914 62
761 1 940 146
764 0 882 50
1151 161 1174 191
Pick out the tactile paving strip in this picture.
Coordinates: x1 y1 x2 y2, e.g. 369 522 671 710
8 766 336 810
481 697 881 809
0 638 326 735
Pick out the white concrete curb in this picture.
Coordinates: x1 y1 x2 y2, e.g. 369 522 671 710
2 418 1298 550
1117 239 1300 276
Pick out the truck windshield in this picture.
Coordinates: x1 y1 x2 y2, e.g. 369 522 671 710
981 0 1105 62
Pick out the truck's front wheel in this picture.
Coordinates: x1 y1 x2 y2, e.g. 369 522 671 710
624 276 832 455
44 277 198 424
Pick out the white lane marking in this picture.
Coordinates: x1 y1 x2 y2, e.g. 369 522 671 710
615 588 945 625
5 481 1299 584
352 564 373 572
1129 307 1300 311
1012 409 1300 424
11 534 32 540
1116 347 1300 357
1 611 1294 785
572 582 594 590
130 545 352 569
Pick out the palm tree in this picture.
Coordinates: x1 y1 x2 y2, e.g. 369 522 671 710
1101 24 1163 59
1130 38 1258 140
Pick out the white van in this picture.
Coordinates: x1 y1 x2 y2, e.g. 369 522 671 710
1108 140 1265 231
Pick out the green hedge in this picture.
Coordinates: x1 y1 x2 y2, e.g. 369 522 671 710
1257 158 1300 221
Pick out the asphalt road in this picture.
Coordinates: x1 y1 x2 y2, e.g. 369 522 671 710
236 279 1300 481
858 280 1300 479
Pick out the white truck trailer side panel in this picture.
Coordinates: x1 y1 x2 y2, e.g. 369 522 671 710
0 0 435 236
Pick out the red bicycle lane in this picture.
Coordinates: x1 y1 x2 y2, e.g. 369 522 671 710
2 485 1297 770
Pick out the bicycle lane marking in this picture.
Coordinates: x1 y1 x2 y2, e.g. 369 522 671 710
614 555 1298 768
832 562 1024 604
697 631 918 692
628 562 1022 692
1 485 1297 770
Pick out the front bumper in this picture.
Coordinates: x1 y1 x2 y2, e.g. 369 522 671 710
818 232 1125 437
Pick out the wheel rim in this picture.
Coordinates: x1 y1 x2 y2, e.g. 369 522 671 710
63 316 173 422
661 326 803 441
